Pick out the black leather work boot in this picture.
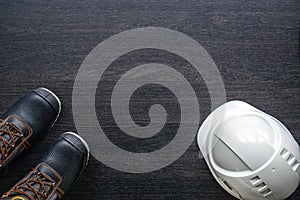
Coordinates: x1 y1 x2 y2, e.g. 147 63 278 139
1 132 89 200
0 88 61 176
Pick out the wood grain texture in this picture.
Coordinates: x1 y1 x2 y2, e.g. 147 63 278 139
0 0 299 199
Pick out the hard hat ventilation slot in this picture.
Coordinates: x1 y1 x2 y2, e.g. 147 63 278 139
280 148 299 172
261 188 272 196
249 176 260 185
249 176 272 197
223 180 232 190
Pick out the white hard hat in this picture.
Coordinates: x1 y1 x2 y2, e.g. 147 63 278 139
197 100 300 200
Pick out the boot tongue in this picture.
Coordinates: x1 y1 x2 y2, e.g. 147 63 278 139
0 115 31 161
37 163 62 184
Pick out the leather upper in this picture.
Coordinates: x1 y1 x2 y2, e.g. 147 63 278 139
0 88 61 175
3 88 60 145
38 133 89 193
1 133 89 200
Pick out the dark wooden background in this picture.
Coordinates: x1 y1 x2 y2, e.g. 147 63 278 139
0 0 299 199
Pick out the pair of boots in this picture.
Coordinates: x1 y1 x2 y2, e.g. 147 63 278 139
0 88 89 200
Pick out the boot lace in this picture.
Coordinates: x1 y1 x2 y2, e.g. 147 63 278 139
11 170 57 200
2 163 64 200
0 116 30 166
